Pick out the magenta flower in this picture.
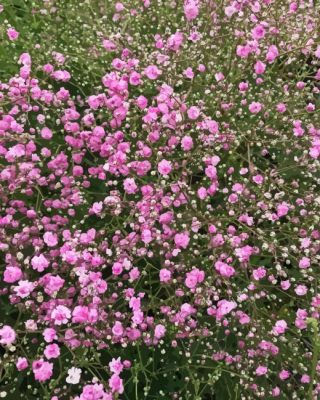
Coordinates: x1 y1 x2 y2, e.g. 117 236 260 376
174 232 190 249
144 65 162 80
32 359 53 382
0 325 16 346
7 27 19 41
158 159 172 175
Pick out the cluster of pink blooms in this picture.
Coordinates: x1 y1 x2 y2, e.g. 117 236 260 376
0 0 320 398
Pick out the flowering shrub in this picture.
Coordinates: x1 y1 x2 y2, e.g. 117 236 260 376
0 0 320 399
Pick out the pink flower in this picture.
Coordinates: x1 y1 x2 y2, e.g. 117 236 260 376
295 285 308 296
154 324 166 339
31 254 49 272
293 121 305 136
215 72 225 82
251 25 266 40
16 357 28 371
185 268 205 289
280 280 291 290
44 343 60 359
272 320 287 336
295 318 307 330
184 0 199 21
103 39 117 51
0 325 16 346
144 65 162 80
205 165 217 180
90 201 103 215
167 31 184 51
279 370 290 380
7 27 19 41
238 312 250 325
256 365 268 376
109 357 123 375
289 2 298 12
277 202 289 217
276 103 286 113
183 67 194 79
266 45 279 63
254 60 266 74
112 321 124 336
13 280 34 298
214 261 235 278
129 71 141 86
40 127 53 140
51 70 71 82
181 136 194 151
158 159 172 175
51 305 71 325
43 328 57 343
112 262 123 276
253 174 264 185
300 374 310 384
252 267 266 281
159 268 172 283
230 194 240 206
239 82 249 92
187 106 200 120
174 232 190 249
79 384 107 399
159 211 173 224
235 245 254 262
216 300 237 319
236 44 251 58
43 231 58 247
115 2 125 12
197 187 207 200
204 119 219 133
141 229 152 244
299 257 310 269
3 266 22 283
225 5 237 17
43 63 54 74
240 167 248 175
123 177 138 194
249 102 263 114
72 306 90 324
32 359 53 382
136 95 148 109
109 373 124 394
25 319 37 332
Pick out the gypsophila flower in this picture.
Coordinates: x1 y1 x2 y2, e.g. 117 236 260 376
0 1 319 398
66 367 82 384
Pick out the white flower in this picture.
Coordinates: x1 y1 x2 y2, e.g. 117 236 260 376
66 367 81 384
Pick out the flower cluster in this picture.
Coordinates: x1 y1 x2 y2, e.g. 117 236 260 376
0 0 320 399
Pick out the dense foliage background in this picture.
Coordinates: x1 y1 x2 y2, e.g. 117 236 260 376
0 0 320 399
